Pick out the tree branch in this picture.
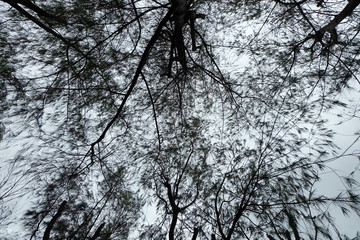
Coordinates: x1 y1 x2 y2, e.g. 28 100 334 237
42 201 67 240
90 7 175 153
306 0 360 43
89 223 105 240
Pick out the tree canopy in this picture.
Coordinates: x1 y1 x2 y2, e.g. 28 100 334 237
0 0 360 239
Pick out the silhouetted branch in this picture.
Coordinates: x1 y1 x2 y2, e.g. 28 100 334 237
191 227 199 240
89 223 105 240
90 7 175 154
42 201 67 240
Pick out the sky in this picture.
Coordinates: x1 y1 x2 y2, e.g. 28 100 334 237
315 84 360 238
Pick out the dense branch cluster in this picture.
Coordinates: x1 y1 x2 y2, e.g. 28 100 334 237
0 0 359 239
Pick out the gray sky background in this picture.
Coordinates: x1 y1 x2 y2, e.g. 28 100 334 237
315 84 360 237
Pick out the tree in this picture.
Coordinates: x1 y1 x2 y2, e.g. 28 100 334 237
0 0 359 239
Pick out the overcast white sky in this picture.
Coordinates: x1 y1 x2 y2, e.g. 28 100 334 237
314 83 360 238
